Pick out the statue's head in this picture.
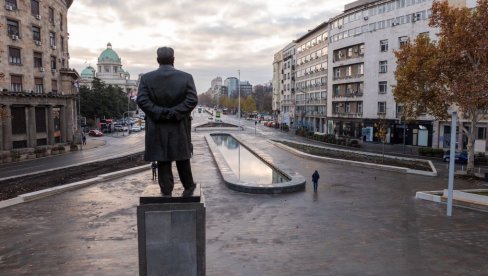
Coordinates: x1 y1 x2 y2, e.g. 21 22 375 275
157 47 175 66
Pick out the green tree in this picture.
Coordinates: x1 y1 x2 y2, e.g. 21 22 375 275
241 96 257 113
80 78 130 123
393 0 488 175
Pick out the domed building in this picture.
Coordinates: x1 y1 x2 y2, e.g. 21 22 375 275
79 43 137 94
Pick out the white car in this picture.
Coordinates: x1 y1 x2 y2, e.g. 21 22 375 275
132 126 141 132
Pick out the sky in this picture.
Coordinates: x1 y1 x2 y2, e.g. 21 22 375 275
67 0 351 94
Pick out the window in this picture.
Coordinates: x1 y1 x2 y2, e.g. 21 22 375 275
49 7 54 23
60 36 64 51
357 102 363 114
399 36 409 47
346 66 352 76
359 44 365 55
347 48 353 57
59 13 63 30
34 52 43 67
8 47 21 64
6 0 17 9
334 103 340 113
34 77 43 93
50 56 57 70
379 61 388 73
379 81 388 94
334 85 340 97
11 75 22 92
32 26 41 41
477 127 486 140
49 32 56 47
31 0 40 16
358 63 364 75
7 19 20 36
104 66 110 72
396 104 404 117
52 79 58 93
334 68 340 79
378 102 386 113
380 39 388 52
345 102 351 113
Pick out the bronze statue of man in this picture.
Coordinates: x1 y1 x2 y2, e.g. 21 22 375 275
136 47 198 197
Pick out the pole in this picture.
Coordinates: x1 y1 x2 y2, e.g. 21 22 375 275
76 82 82 150
403 118 406 154
447 111 457 216
238 70 241 130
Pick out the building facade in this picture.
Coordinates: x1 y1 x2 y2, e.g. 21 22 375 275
239 80 252 97
224 77 239 98
0 0 79 151
294 23 328 132
327 0 436 145
272 50 283 114
272 0 486 150
79 42 137 96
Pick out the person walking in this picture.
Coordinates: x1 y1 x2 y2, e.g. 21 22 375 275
82 134 86 145
137 46 198 197
312 170 320 192
151 161 157 181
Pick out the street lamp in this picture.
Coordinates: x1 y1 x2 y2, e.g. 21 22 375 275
238 69 241 130
447 109 458 216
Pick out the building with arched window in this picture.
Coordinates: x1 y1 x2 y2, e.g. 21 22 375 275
79 43 137 96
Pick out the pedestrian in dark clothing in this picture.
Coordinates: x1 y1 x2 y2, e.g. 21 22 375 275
82 134 86 145
312 170 320 192
137 46 198 197
151 161 157 180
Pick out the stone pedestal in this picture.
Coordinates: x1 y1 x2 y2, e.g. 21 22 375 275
137 184 205 276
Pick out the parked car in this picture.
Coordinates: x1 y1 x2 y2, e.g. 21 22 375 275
114 124 128 132
131 125 141 132
88 130 103 137
443 150 468 163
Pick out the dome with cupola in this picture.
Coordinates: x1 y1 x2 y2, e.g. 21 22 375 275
98 42 121 64
80 65 95 78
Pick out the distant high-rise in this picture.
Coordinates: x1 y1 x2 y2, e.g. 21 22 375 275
224 77 239 98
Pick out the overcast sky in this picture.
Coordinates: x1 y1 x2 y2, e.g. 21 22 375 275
68 0 350 93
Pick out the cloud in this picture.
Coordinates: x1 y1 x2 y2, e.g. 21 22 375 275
69 0 349 92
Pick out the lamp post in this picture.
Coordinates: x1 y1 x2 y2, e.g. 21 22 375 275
238 70 241 130
75 81 82 150
447 111 457 216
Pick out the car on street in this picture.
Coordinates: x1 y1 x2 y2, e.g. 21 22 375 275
443 150 468 163
88 130 103 137
114 124 128 132
131 125 141 132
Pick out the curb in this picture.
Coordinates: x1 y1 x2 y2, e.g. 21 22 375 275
270 139 437 177
0 165 150 209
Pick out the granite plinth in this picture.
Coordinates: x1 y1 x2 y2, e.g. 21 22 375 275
138 185 205 276
140 184 201 204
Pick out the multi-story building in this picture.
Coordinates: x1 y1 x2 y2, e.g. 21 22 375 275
327 0 437 145
272 50 283 114
0 0 79 150
224 77 239 98
279 42 296 128
79 42 137 96
239 80 252 97
294 22 328 132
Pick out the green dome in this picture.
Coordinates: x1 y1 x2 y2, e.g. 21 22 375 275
98 42 121 63
81 66 95 78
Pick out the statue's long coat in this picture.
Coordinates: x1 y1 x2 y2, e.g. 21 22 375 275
136 65 198 161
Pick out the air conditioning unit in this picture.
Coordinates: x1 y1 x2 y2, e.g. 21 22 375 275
392 19 399 26
35 40 42 46
339 103 344 107
11 34 18 40
51 45 57 50
39 67 45 72
35 14 41 20
339 52 344 58
5 4 13 10
364 16 369 20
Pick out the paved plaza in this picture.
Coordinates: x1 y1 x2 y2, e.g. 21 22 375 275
1 130 488 275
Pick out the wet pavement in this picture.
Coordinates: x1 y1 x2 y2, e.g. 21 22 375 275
1 128 488 275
